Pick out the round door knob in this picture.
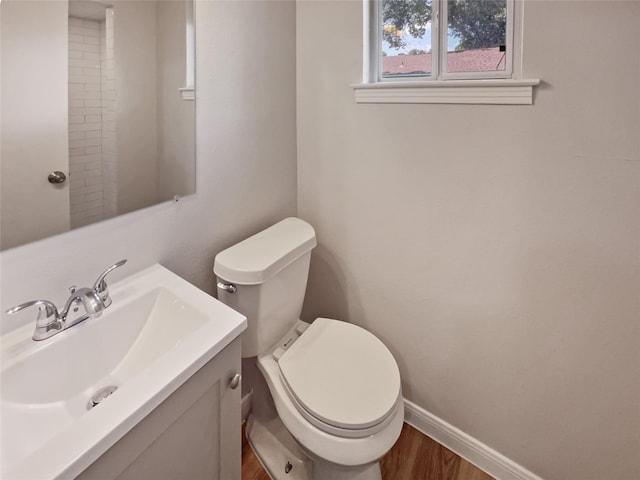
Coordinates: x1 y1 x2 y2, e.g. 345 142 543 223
229 373 241 390
48 171 67 184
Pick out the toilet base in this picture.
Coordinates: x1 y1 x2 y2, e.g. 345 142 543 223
246 415 312 480
246 415 383 480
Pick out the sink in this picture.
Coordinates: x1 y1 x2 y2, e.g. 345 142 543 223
0 264 246 479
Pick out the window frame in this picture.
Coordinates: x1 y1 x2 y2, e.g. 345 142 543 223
357 0 539 105
180 0 196 101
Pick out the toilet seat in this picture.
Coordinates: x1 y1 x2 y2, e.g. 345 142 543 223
258 339 405 467
277 318 401 438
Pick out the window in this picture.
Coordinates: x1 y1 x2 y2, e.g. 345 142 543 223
355 0 539 104
379 0 512 80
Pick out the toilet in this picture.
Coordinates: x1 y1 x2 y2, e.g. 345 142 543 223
214 217 403 480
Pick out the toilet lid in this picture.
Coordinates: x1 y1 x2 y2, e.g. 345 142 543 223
278 318 401 431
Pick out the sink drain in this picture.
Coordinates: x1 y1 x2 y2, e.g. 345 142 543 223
87 385 118 410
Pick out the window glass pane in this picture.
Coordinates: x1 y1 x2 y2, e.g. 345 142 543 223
446 0 507 73
381 0 432 78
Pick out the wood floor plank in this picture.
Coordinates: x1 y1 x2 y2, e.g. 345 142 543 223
380 423 421 478
457 458 495 480
242 422 495 480
382 423 462 480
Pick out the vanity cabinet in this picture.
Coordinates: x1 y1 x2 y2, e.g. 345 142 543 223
77 337 242 480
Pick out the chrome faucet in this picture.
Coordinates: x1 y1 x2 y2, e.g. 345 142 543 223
6 260 127 341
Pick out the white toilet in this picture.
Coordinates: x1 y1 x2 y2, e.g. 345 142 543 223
214 217 403 480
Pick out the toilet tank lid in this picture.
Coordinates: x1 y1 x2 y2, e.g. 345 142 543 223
214 217 317 285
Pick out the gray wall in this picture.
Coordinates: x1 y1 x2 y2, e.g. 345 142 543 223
296 1 640 479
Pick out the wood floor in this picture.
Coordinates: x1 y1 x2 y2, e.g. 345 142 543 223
242 422 494 480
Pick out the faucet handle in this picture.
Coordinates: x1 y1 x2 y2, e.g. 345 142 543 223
92 259 127 308
6 300 60 328
6 300 63 341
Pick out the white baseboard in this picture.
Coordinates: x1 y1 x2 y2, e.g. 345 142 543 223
403 399 544 480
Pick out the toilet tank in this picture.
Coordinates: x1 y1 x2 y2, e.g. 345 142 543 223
214 218 317 358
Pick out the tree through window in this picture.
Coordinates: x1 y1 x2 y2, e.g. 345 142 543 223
379 0 512 79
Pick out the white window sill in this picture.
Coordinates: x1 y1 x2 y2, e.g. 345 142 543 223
352 79 540 105
179 87 194 101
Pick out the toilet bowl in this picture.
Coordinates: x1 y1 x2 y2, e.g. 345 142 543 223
214 218 403 480
259 319 404 477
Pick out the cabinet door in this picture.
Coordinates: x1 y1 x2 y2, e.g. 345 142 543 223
77 338 242 480
216 337 243 479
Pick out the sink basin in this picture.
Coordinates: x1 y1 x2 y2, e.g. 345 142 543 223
0 264 246 479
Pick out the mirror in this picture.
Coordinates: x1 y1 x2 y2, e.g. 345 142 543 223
0 0 195 250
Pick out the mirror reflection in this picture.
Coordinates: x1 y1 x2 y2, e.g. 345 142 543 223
0 0 195 250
